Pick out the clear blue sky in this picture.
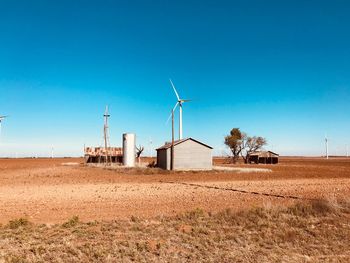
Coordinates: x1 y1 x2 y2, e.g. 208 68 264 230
0 0 349 157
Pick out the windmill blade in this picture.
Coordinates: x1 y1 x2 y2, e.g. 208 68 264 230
166 102 179 124
169 79 180 100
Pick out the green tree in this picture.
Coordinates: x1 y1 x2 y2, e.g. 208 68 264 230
224 128 245 163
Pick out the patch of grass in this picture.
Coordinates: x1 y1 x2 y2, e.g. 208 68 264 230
288 199 338 217
62 215 80 228
0 201 349 262
4 254 28 263
7 218 30 229
184 208 206 220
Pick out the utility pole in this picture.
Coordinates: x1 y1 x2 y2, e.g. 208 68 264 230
171 109 174 171
103 106 111 165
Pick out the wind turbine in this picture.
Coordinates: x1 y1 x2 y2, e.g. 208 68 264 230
0 115 9 138
167 79 191 140
325 134 329 159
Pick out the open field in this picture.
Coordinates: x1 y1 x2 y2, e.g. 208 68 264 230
0 157 349 223
0 157 349 262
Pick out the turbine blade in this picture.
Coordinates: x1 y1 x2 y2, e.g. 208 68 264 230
169 79 180 100
165 102 179 124
165 113 172 125
172 101 179 113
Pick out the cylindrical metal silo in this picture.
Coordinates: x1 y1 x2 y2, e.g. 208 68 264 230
123 133 136 167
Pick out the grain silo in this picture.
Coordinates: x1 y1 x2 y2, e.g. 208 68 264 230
123 133 136 167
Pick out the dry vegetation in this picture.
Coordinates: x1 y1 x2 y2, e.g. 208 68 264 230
1 199 349 262
0 157 349 262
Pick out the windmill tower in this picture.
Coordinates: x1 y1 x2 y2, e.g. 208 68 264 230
103 106 111 165
167 79 191 140
325 134 329 159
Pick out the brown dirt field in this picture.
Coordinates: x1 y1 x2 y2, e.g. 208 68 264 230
0 157 349 224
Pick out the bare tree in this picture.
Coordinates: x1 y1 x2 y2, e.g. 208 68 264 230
136 145 144 164
241 136 267 163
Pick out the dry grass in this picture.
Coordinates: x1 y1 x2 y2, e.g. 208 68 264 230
1 199 349 263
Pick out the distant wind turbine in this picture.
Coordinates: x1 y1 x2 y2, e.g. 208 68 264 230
0 115 9 138
325 134 329 159
149 137 153 158
166 79 191 140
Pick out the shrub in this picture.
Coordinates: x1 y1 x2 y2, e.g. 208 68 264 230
62 216 80 228
7 218 30 229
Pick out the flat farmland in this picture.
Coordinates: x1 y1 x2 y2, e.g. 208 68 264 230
1 157 350 262
0 157 349 224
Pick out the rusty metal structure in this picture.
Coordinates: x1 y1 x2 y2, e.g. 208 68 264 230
84 106 124 164
247 151 279 164
84 147 123 164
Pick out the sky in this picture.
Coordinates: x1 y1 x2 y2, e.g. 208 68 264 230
0 0 349 157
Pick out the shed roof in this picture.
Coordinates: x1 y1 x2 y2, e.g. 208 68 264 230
156 138 213 150
248 151 279 157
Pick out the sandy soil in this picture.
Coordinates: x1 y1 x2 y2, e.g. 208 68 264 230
0 157 349 223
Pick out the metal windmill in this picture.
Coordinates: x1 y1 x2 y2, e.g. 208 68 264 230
102 106 111 164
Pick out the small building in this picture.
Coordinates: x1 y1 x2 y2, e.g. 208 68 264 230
84 147 123 163
247 151 279 164
156 138 213 170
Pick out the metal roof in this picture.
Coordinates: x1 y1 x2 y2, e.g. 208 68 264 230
248 151 279 157
156 138 213 150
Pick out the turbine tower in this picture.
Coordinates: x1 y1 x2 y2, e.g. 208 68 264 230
149 137 153 158
325 134 329 159
346 144 348 158
0 115 9 138
167 79 191 140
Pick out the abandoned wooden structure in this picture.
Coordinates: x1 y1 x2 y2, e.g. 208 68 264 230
84 147 123 163
247 151 279 164
156 138 213 170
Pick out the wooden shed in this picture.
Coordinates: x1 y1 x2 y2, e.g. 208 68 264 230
247 151 279 164
156 138 213 170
